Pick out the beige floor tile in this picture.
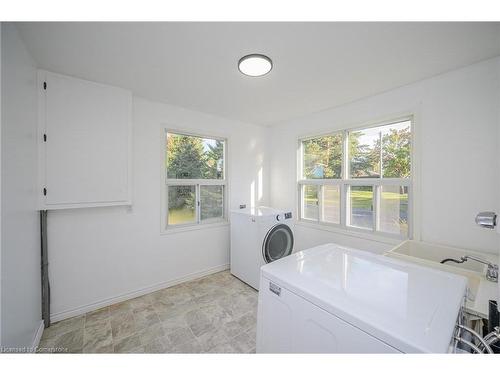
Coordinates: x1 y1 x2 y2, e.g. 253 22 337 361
133 305 160 330
83 320 113 353
137 322 165 346
85 307 110 327
39 271 257 354
164 288 195 305
111 312 138 340
156 300 197 322
184 308 213 337
128 294 153 310
83 343 114 353
151 298 175 312
198 303 234 328
221 320 244 339
109 301 133 318
246 325 257 341
143 338 167 353
149 289 168 302
42 328 84 353
229 332 256 353
113 334 142 353
167 326 196 347
192 289 227 306
161 313 189 333
218 290 257 320
206 342 238 354
237 311 257 332
42 315 85 340
171 339 203 353
196 327 230 352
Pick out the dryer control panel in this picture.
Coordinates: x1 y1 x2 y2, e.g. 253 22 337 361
276 212 293 221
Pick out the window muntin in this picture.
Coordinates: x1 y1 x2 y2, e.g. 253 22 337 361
165 131 226 228
299 118 412 238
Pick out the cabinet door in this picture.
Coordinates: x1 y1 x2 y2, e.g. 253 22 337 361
257 277 400 353
293 296 400 353
40 71 132 208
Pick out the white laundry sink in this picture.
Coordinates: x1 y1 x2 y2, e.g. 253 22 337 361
384 240 496 303
387 240 487 273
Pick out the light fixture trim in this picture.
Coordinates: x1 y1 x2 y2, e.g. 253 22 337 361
238 54 273 77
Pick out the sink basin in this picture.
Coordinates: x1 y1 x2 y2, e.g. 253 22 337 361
388 240 486 273
384 240 496 302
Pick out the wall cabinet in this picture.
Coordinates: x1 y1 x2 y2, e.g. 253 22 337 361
38 71 132 209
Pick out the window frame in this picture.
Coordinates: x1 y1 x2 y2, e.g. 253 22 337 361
162 128 228 232
297 116 413 240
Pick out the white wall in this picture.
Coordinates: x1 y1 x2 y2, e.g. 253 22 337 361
1 23 41 347
47 96 269 321
270 57 500 256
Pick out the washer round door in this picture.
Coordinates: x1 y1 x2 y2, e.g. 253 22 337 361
262 224 294 263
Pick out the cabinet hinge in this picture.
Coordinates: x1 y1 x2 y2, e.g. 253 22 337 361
43 81 47 90
43 188 47 196
43 134 47 142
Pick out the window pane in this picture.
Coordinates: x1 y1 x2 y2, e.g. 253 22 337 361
349 127 381 178
349 186 373 229
200 185 223 221
168 185 196 225
322 185 340 224
381 121 411 178
302 185 319 220
302 134 343 179
349 120 411 179
166 133 224 179
380 185 409 236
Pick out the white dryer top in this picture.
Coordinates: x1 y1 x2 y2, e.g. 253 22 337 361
230 206 290 218
260 243 467 353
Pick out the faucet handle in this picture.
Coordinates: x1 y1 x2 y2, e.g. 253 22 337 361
486 264 498 283
475 211 497 229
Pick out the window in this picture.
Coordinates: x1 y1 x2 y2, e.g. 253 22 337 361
165 131 226 228
298 118 412 238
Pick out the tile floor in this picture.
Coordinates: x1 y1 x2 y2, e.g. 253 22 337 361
38 271 258 353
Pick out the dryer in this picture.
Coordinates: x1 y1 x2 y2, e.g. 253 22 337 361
230 207 294 290
256 243 468 353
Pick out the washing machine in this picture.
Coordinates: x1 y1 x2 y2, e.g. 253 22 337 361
230 206 294 290
257 243 468 353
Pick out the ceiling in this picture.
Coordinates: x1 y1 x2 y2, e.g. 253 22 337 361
16 22 500 126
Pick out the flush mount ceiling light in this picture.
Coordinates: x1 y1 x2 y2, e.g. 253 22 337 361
238 54 273 77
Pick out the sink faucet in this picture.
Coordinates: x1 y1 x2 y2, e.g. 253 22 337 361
440 255 498 282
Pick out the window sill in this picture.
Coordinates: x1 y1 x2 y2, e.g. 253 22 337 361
295 220 404 246
161 220 229 235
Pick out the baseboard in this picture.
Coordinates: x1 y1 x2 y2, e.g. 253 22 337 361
50 263 230 323
31 320 44 348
